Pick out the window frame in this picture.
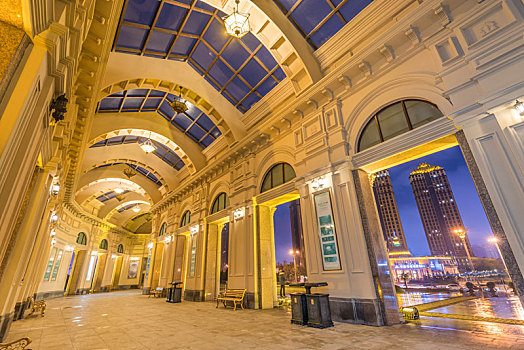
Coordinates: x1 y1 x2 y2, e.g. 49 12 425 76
76 232 87 245
357 99 443 152
117 244 124 254
99 239 108 250
260 162 296 193
180 210 191 227
159 222 167 236
210 192 229 214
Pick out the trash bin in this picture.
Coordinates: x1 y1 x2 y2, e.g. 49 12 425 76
290 292 308 325
166 282 183 303
306 293 333 328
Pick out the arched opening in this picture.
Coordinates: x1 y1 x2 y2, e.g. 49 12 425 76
158 222 167 237
210 192 229 214
117 244 124 254
357 99 443 152
260 163 296 193
99 239 108 250
76 232 87 245
180 210 191 227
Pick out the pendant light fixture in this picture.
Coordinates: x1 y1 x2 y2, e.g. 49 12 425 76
169 86 188 114
139 131 157 154
223 0 250 39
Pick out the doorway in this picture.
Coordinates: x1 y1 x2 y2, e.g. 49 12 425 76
256 189 307 309
367 143 523 326
65 250 86 295
111 256 123 290
218 223 230 294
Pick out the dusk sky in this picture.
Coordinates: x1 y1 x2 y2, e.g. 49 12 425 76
274 203 293 264
388 146 493 256
272 146 494 264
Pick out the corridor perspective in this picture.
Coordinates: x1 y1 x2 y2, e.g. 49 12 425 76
2 0 524 349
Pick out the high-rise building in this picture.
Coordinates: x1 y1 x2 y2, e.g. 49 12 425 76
409 163 474 272
372 170 409 252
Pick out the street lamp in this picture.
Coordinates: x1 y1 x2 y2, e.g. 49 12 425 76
488 236 509 293
454 228 475 271
289 249 300 282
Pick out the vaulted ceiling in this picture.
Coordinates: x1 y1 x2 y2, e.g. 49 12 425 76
75 0 373 233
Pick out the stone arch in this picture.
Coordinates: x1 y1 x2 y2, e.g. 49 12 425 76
99 79 239 144
207 180 231 212
344 74 453 152
255 146 297 190
83 159 166 189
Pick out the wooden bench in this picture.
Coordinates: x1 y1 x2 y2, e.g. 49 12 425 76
149 287 164 298
0 337 32 350
25 297 45 318
216 289 246 311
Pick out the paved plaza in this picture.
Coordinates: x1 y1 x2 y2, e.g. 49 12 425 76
5 291 524 349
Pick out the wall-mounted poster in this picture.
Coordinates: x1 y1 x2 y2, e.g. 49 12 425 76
314 191 341 270
189 235 197 277
128 260 139 279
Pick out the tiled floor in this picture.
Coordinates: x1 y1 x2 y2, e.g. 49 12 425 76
5 290 524 349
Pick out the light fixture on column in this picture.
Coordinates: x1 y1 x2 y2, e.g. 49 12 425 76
223 0 250 39
50 229 56 237
514 100 524 115
51 238 57 245
50 213 58 222
233 207 245 220
190 224 199 235
147 242 154 250
51 182 60 196
169 86 188 114
139 132 157 154
311 176 327 191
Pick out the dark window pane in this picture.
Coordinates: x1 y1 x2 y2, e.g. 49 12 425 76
359 119 381 151
272 164 284 187
405 100 443 128
284 164 296 182
376 102 408 141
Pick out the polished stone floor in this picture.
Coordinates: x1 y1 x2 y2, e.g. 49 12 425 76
5 290 524 349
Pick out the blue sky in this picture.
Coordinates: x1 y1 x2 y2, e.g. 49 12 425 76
388 146 493 256
273 145 493 263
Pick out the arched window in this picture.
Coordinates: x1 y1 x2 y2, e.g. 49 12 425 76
99 239 108 250
117 244 124 254
210 193 229 214
180 210 191 227
159 222 167 236
261 163 296 193
76 232 87 245
357 99 443 152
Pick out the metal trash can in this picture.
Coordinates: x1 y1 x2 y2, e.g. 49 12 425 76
306 293 333 328
290 292 308 325
166 282 183 303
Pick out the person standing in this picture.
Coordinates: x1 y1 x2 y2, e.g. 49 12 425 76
279 271 286 297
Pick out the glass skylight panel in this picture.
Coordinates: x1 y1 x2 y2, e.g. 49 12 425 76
273 0 374 49
89 135 185 170
96 88 222 148
114 0 286 113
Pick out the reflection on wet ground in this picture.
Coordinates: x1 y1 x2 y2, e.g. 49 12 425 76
418 316 524 337
428 295 524 320
398 292 524 336
397 291 462 308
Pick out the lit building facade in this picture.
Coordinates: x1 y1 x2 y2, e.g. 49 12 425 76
409 163 474 272
389 255 459 282
372 170 408 251
2 0 524 342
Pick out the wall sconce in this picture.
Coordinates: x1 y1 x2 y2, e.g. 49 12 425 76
514 100 524 115
311 176 327 191
233 207 245 220
112 254 117 259
51 183 60 196
147 242 154 250
190 225 199 235
50 213 58 222
91 250 98 256
50 229 56 237
65 245 74 252
165 235 172 244
51 238 57 245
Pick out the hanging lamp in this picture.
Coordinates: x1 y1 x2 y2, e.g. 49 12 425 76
223 0 250 39
170 86 188 114
139 131 157 154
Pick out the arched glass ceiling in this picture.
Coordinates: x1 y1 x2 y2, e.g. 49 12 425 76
96 162 163 186
97 89 221 148
97 190 130 202
274 0 373 49
90 135 185 170
113 0 286 112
